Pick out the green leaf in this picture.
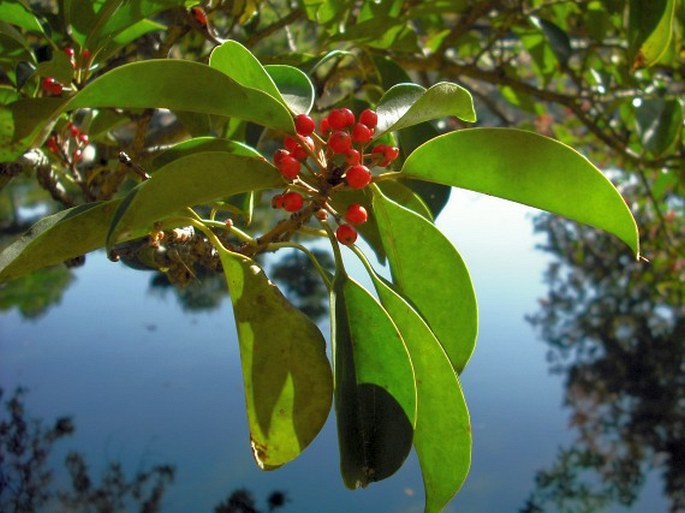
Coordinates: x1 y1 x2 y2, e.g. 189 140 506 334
152 137 264 169
333 16 419 52
634 98 683 156
0 0 46 34
629 0 676 68
265 65 315 115
0 201 121 283
372 187 477 374
108 152 283 245
375 82 475 138
219 249 332 469
332 272 416 488
359 254 471 513
35 47 73 84
0 97 63 160
209 40 283 102
401 128 641 257
530 17 572 67
64 60 294 133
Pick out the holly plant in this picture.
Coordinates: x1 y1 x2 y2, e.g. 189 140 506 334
0 9 640 513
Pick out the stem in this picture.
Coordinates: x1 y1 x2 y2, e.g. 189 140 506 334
267 241 333 291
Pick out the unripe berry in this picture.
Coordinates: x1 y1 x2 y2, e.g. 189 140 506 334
42 77 63 95
336 224 358 245
278 155 301 179
359 108 378 129
315 208 328 221
294 114 316 136
345 203 368 225
282 191 304 212
328 108 354 130
328 130 352 154
351 122 373 144
345 164 371 189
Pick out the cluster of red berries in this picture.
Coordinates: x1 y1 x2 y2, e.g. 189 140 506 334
41 47 92 96
46 121 90 165
271 108 398 246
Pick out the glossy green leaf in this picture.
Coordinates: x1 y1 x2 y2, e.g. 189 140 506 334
358 253 471 513
375 82 475 138
401 128 640 257
108 152 283 245
629 0 676 68
0 201 121 283
152 137 263 169
64 60 294 133
333 16 419 52
332 273 416 488
35 47 73 84
0 97 63 160
209 40 283 102
530 17 572 67
0 0 46 34
372 187 478 374
634 98 683 156
219 249 332 469
265 65 315 115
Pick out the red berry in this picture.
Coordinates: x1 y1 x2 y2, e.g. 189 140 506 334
72 148 82 162
282 191 304 212
272 194 285 209
345 204 368 225
345 164 372 189
372 144 400 167
42 77 63 95
274 148 290 165
345 149 361 165
319 117 331 135
328 130 352 154
351 122 373 144
69 124 80 137
290 136 314 161
359 109 378 129
78 133 89 145
277 155 301 179
336 224 358 245
47 136 60 154
283 135 299 152
64 47 75 58
81 49 92 61
294 114 316 136
328 108 354 130
191 6 208 26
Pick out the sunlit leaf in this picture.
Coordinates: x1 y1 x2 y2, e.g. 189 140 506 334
0 201 121 283
358 253 471 513
629 0 676 68
401 128 640 257
209 40 283 102
265 65 315 115
219 249 332 469
0 0 46 34
530 16 572 67
375 82 475 137
64 60 294 133
634 98 683 156
372 187 478 374
332 272 416 488
107 152 283 245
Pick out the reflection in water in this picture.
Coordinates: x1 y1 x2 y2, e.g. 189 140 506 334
0 388 290 513
0 266 74 320
523 205 684 513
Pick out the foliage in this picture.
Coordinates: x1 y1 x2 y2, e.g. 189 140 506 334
1 0 679 511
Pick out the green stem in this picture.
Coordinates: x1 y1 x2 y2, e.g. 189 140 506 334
268 241 333 291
